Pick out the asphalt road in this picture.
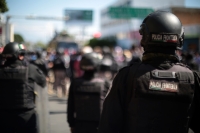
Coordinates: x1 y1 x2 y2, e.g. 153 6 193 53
48 95 70 133
35 83 70 133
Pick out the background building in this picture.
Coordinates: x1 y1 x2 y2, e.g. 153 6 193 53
100 0 190 49
167 7 200 53
0 21 14 46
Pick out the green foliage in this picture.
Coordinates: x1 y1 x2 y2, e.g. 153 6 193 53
87 37 116 48
14 34 24 43
24 41 31 50
34 41 46 49
0 0 9 13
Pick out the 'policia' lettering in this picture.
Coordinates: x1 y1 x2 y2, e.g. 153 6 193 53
151 34 178 43
149 80 178 92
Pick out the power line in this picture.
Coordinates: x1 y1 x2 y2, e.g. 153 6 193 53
5 15 70 43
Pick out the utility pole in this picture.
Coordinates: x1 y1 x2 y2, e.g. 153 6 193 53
0 17 2 45
5 15 11 44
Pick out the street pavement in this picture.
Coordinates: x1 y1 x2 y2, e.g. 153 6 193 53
48 95 70 133
36 82 71 133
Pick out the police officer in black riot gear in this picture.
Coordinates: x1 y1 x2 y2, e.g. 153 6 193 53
0 42 46 133
67 52 110 133
98 11 200 133
30 50 49 77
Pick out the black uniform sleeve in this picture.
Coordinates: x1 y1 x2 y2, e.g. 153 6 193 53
103 80 111 97
67 80 75 127
28 63 46 88
98 67 130 133
189 71 200 133
32 59 49 76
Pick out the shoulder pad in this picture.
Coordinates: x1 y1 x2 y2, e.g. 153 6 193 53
175 62 187 67
129 62 141 66
176 63 193 70
118 62 141 72
118 65 130 72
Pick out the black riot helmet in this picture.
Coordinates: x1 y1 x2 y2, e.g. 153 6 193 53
139 11 184 51
2 42 26 59
80 52 102 71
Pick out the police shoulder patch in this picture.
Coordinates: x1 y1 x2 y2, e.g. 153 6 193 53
149 80 178 92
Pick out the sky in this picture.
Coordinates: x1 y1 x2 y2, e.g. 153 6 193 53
2 0 200 44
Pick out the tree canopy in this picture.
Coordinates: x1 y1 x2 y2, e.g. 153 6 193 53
87 37 116 48
34 41 46 49
14 34 24 43
0 0 9 13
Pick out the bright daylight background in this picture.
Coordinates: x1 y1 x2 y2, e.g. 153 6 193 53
3 0 200 44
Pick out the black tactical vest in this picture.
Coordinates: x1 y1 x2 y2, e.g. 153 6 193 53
0 64 35 110
125 63 195 133
73 78 106 122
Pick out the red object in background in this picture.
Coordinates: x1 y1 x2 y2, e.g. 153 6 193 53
0 47 4 53
73 59 84 78
129 30 142 40
93 32 101 38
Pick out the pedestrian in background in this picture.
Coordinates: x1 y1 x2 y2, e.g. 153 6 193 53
128 45 142 65
98 11 200 133
181 52 199 71
52 48 68 97
67 52 110 133
100 46 118 80
0 42 46 133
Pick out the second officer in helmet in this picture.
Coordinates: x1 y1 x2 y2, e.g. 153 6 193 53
0 42 46 133
98 11 200 133
67 52 110 133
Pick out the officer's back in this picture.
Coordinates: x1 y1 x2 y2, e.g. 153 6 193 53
98 11 200 133
67 52 110 133
0 42 46 133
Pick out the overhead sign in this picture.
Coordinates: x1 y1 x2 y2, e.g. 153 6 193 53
64 9 93 25
108 7 154 19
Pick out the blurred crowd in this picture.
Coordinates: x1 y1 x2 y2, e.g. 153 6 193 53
33 46 200 97
24 45 144 97
1 43 200 97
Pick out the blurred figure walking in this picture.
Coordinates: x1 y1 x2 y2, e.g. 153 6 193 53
52 48 69 97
